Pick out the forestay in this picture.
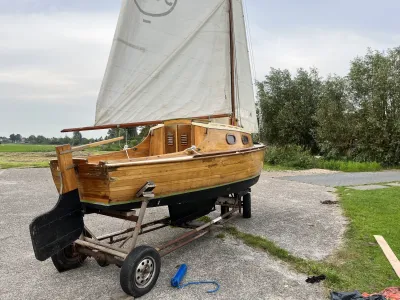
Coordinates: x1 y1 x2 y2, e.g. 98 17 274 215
95 0 258 133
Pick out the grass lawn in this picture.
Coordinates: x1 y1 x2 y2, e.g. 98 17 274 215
0 144 55 152
264 161 383 172
0 159 49 169
0 145 111 169
316 160 382 172
333 186 400 291
227 185 400 294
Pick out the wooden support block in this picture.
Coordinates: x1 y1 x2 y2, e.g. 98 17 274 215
56 144 78 194
374 235 400 278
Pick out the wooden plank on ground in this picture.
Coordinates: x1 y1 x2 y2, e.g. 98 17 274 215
374 235 400 278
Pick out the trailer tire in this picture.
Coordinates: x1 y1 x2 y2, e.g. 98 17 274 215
51 244 87 272
120 245 161 298
242 193 251 219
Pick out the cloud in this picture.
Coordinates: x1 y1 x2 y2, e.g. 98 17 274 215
0 12 118 137
249 26 400 81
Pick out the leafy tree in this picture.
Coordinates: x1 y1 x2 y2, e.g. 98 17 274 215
107 127 139 147
349 47 400 165
9 134 16 143
36 135 47 144
258 68 322 150
315 76 356 159
72 131 83 145
27 135 37 144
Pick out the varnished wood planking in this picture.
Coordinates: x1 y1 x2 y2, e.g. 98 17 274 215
193 125 207 147
55 144 78 194
107 149 264 202
51 147 264 204
150 126 165 156
49 120 265 205
198 128 253 152
109 152 260 184
107 150 261 180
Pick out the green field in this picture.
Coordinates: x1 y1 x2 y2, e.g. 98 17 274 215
0 144 113 169
0 144 55 152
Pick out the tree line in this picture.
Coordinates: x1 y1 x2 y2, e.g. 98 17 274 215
1 126 151 147
257 46 400 166
2 132 97 146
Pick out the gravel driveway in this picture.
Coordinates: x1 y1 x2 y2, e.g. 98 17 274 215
0 168 346 300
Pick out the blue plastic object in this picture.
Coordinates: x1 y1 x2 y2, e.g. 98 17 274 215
171 264 220 293
171 264 188 288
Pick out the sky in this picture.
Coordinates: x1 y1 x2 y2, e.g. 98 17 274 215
1 0 400 139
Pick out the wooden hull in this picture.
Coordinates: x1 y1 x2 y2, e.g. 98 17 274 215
50 122 266 208
91 148 263 209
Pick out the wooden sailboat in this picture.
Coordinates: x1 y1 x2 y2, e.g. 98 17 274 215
30 0 265 297
51 121 264 211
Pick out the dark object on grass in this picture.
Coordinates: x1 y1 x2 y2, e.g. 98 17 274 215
321 200 339 205
331 291 386 300
306 274 326 283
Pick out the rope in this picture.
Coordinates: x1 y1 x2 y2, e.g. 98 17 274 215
179 281 220 293
184 145 200 155
124 130 130 159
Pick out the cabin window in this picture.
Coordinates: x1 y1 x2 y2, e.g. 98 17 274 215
242 135 249 145
180 134 188 146
226 134 236 145
167 132 174 146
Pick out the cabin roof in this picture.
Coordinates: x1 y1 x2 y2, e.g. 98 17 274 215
149 121 251 134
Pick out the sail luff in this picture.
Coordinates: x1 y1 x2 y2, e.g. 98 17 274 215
232 0 258 133
228 0 236 126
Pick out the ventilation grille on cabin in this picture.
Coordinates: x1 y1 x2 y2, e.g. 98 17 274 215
167 133 174 146
180 134 188 146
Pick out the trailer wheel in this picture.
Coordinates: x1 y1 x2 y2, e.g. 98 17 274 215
242 193 251 219
120 245 161 298
51 244 87 272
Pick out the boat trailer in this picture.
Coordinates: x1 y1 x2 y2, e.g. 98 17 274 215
30 182 251 298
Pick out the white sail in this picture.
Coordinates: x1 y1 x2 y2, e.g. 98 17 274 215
95 0 258 133
232 0 258 133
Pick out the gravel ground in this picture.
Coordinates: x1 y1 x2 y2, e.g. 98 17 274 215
280 170 400 187
228 176 346 260
0 168 345 300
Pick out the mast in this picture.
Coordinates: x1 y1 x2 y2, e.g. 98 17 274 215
228 0 237 126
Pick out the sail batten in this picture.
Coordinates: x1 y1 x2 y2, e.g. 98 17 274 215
95 0 258 133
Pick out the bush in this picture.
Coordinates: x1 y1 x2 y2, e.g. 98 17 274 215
316 160 382 172
264 146 383 172
265 145 316 169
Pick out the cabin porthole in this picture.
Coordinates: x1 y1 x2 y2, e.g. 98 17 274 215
226 134 236 145
241 135 249 145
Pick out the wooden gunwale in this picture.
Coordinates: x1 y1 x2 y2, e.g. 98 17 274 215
104 145 266 168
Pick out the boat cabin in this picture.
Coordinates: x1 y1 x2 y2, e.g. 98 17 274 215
81 120 254 165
